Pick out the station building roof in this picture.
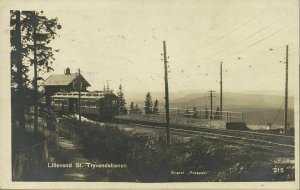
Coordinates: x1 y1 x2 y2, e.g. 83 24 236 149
43 73 91 87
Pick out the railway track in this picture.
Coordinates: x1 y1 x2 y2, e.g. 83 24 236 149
174 123 294 146
114 119 294 157
59 115 294 157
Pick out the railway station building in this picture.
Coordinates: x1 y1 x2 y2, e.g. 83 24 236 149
43 67 91 107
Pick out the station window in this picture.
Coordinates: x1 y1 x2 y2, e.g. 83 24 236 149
78 100 98 108
86 100 90 107
90 101 96 108
64 99 68 106
54 99 60 105
80 100 86 107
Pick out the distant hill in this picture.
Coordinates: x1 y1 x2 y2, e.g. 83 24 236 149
169 92 294 125
126 91 294 109
126 91 165 104
170 92 294 109
125 91 294 126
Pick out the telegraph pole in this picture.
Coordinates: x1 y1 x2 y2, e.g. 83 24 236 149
163 41 170 145
207 90 216 119
78 68 81 121
284 45 289 134
220 62 223 120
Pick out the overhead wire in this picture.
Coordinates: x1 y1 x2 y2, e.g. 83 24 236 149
209 20 279 58
203 29 282 65
240 30 281 52
197 8 270 50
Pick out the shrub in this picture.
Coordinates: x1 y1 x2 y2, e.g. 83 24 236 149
57 118 293 182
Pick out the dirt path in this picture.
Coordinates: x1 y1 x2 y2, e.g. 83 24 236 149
57 136 89 181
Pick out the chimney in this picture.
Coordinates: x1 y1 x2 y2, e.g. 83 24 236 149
65 67 71 75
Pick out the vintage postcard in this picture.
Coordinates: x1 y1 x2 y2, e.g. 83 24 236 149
0 0 299 189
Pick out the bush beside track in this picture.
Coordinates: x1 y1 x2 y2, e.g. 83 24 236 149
57 118 294 182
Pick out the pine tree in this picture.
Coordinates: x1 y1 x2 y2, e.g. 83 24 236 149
103 81 114 94
144 92 153 114
10 10 61 131
153 99 159 114
129 102 134 114
135 103 142 114
117 84 127 114
106 81 111 93
11 11 26 130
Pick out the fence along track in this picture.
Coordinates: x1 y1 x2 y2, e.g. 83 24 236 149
124 122 294 157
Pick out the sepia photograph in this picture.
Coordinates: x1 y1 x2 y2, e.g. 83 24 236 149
0 0 299 189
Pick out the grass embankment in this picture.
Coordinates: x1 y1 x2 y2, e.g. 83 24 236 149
58 118 294 182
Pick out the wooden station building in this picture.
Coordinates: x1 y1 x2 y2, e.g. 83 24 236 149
43 67 91 107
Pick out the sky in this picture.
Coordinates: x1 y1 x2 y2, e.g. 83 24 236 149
1 0 299 96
